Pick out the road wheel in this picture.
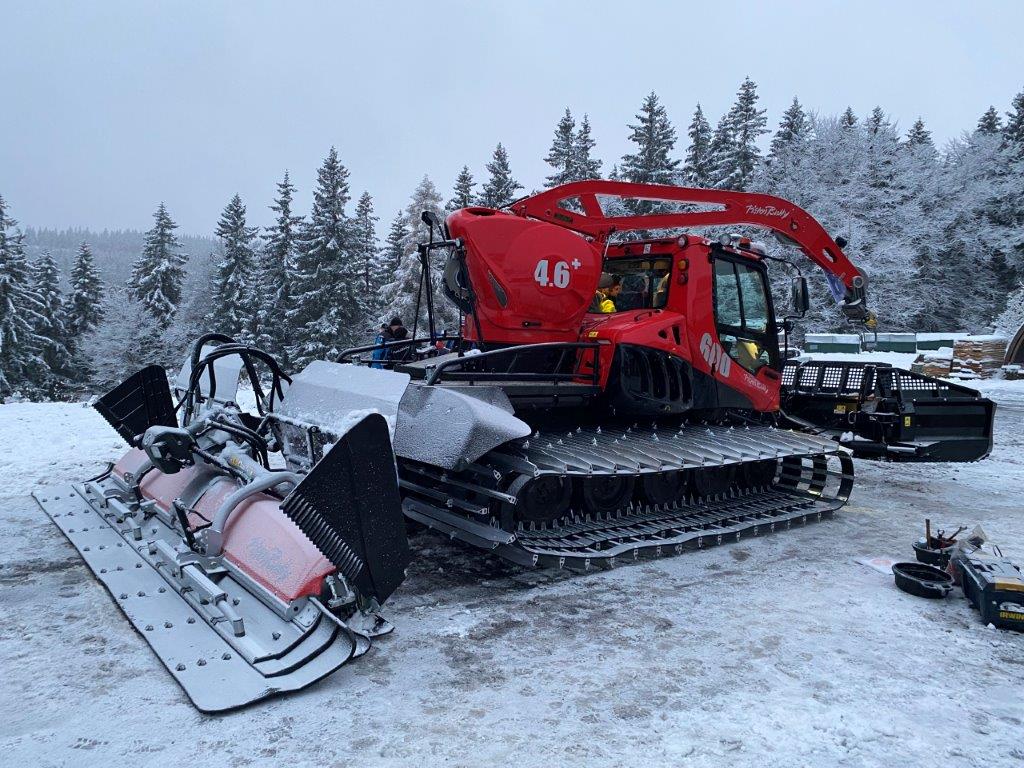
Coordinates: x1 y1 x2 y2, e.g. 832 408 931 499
640 471 684 506
691 465 736 499
580 475 636 516
512 475 573 524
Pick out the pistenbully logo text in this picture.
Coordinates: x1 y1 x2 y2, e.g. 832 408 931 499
745 204 789 218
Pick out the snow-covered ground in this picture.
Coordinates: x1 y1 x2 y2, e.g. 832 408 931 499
2 371 1023 767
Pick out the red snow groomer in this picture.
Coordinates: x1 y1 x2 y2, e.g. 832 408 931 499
34 182 994 712
338 181 994 567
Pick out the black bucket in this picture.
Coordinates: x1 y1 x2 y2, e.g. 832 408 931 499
892 562 953 598
913 540 954 568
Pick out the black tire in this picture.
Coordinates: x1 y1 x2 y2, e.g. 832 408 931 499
640 471 685 506
691 465 736 499
513 475 573 524
580 475 636 515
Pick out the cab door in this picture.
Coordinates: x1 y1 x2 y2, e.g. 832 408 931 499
708 255 781 409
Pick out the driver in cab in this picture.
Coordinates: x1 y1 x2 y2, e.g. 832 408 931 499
591 273 622 313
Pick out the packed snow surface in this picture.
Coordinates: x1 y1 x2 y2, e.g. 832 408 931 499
1 376 1023 767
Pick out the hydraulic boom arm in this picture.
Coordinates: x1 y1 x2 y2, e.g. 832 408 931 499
509 180 871 322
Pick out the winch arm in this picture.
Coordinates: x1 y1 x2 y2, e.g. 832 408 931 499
509 180 871 322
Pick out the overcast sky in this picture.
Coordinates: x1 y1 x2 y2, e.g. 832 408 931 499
3 1 1023 235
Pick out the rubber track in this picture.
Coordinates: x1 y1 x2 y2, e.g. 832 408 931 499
511 487 839 569
400 422 855 569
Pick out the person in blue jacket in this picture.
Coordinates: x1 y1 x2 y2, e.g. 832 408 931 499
371 317 409 368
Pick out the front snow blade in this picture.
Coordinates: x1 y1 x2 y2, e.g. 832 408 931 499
94 365 177 444
282 412 411 605
34 483 359 713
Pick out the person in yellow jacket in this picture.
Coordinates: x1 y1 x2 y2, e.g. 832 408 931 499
591 273 622 313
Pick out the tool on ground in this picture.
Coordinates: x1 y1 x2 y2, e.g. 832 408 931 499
955 554 1024 632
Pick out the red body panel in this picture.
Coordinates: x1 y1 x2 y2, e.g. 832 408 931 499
139 464 198 514
579 240 779 411
112 449 333 603
192 479 333 603
447 207 602 344
112 448 149 485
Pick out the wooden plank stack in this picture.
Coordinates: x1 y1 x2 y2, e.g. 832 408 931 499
911 349 953 378
951 336 1008 379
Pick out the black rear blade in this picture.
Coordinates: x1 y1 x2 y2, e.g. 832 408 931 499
281 413 410 605
94 365 177 445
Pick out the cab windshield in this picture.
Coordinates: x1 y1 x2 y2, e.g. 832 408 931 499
601 257 672 311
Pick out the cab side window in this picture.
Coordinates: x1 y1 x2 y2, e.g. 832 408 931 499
713 259 777 373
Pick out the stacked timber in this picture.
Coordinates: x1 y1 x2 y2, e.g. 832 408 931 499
911 348 953 378
951 335 1008 379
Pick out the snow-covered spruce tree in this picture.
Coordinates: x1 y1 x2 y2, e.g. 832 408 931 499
210 194 259 340
66 241 104 339
930 94 1024 330
1005 90 1024 150
769 97 809 161
683 103 713 187
378 246 424 336
712 77 768 190
255 171 303 364
161 247 218 370
849 108 930 330
757 99 811 199
128 202 187 328
399 177 445 262
621 92 680 187
996 282 1024 335
287 147 367 366
897 119 951 329
78 288 161 393
545 109 576 187
352 192 381 316
446 167 476 213
479 144 522 208
379 176 460 334
977 106 1002 135
0 195 46 399
30 251 75 397
545 110 602 187
905 118 933 149
866 106 887 135
382 211 406 273
368 244 396 318
840 107 858 128
706 113 733 189
574 115 602 181
408 176 459 333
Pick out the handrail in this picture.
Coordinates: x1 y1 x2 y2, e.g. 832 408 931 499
337 334 463 364
423 341 601 386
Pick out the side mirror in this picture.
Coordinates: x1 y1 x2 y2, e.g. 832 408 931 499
791 276 810 316
421 210 443 235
